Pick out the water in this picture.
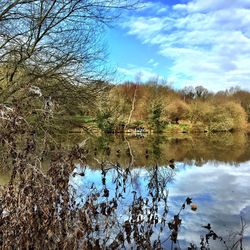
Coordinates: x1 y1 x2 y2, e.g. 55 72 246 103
83 132 250 166
69 132 250 249
1 132 250 249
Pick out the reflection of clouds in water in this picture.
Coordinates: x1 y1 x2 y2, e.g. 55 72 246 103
169 161 250 249
70 161 250 249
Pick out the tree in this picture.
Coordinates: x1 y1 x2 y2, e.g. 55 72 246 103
181 85 209 101
194 85 209 99
0 0 137 104
208 93 248 131
124 77 141 131
148 103 166 133
181 86 195 101
190 101 247 132
96 111 115 133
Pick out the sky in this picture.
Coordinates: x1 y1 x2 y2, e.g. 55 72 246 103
106 0 250 91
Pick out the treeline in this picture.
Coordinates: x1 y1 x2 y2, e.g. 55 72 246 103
94 81 250 133
1 75 249 135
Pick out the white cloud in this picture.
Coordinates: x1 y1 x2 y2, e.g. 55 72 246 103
117 65 163 82
136 1 169 13
148 58 159 67
71 161 250 249
167 161 250 248
148 58 154 64
174 0 250 13
121 0 250 91
136 1 159 12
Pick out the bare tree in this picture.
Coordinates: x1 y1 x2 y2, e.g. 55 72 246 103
181 86 195 101
0 0 138 103
194 85 209 99
124 73 141 131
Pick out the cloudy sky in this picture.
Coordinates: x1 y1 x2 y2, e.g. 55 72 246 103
107 0 250 91
71 161 250 249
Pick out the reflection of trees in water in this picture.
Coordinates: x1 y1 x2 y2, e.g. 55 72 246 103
0 108 164 250
70 163 179 249
70 163 247 249
1 139 247 248
84 133 250 167
0 144 178 249
0 115 190 248
148 135 164 162
1 112 249 248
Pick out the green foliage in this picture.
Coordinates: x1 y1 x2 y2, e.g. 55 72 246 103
165 123 191 133
208 114 235 132
132 120 144 127
148 103 166 133
96 111 115 133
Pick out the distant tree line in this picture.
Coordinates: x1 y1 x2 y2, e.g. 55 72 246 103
95 81 250 133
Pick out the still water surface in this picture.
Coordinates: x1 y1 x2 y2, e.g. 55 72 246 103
69 132 250 249
1 132 250 249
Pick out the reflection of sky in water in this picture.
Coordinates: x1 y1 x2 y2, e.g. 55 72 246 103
70 161 250 249
168 161 250 249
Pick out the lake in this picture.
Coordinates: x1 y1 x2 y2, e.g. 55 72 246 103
69 132 250 249
1 132 250 249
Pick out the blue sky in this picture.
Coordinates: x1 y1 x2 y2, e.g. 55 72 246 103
106 0 250 91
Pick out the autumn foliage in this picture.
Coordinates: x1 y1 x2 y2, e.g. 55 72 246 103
96 82 249 133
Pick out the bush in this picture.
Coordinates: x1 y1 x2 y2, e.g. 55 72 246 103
166 100 190 123
96 112 115 133
222 102 248 130
208 114 235 132
190 102 213 125
190 101 247 132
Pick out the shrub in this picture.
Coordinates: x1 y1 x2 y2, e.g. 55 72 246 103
166 100 190 124
208 114 235 132
96 111 115 133
189 101 247 132
190 102 213 125
222 102 248 130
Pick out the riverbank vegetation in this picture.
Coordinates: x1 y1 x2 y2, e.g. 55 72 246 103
2 78 250 135
95 83 250 134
